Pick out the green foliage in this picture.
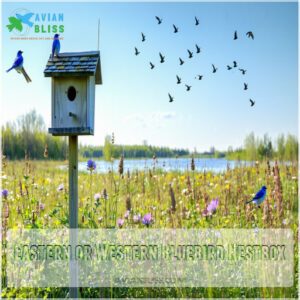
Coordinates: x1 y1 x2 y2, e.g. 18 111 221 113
1 160 298 298
2 110 67 160
227 132 298 161
80 139 190 160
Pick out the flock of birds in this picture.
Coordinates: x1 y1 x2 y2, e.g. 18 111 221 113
134 16 256 106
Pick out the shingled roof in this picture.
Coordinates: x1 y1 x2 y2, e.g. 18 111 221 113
44 51 102 84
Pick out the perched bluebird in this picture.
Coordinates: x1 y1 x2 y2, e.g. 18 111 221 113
6 50 31 83
246 186 267 208
52 33 60 60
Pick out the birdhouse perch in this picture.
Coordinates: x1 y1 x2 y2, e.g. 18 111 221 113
44 51 102 136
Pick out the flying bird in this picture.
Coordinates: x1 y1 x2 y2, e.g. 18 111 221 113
52 33 60 60
246 186 267 208
233 61 237 68
179 58 184 65
195 16 199 26
168 93 174 103
249 99 255 107
16 13 34 27
234 30 238 40
173 24 179 33
149 62 155 69
155 16 162 24
6 50 31 83
244 83 248 90
227 65 232 70
195 75 203 80
195 44 201 53
187 49 193 58
246 31 254 39
212 64 217 73
176 75 181 84
185 84 191 91
141 32 146 42
159 52 165 63
239 68 246 75
134 47 140 56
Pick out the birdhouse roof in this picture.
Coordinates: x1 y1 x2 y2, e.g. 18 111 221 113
44 51 102 84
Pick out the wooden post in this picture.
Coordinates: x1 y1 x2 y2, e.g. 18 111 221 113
69 135 78 298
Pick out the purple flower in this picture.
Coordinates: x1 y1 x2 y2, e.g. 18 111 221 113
206 198 219 215
142 213 153 226
1 189 8 198
117 218 124 228
87 159 96 171
39 203 45 211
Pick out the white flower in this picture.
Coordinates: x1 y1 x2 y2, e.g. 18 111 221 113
57 184 64 192
94 193 101 200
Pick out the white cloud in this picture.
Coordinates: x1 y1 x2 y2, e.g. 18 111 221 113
123 111 177 128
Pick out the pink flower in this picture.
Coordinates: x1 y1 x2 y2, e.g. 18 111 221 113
124 210 130 219
117 218 124 228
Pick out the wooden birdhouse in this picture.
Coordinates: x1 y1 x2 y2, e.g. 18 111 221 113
44 51 102 136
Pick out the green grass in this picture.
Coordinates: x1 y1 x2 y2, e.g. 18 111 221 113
1 159 298 298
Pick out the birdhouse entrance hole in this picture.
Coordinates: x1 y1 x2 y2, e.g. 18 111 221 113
67 86 77 101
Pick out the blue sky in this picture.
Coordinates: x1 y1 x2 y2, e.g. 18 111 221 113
1 2 298 151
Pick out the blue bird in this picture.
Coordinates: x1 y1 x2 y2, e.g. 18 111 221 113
16 13 34 27
246 186 267 208
52 34 61 60
6 50 31 83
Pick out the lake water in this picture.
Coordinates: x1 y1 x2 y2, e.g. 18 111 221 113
76 158 251 173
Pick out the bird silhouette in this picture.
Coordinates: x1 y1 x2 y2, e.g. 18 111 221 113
168 93 174 102
159 52 165 63
227 65 232 70
173 24 179 33
246 31 254 39
185 84 191 91
195 44 201 53
233 61 237 68
234 31 238 40
155 16 162 24
179 58 184 65
195 16 199 26
176 75 181 84
249 99 255 107
244 83 248 90
212 64 217 73
239 68 246 75
134 47 140 55
195 75 203 80
141 32 146 42
187 49 193 58
149 62 155 69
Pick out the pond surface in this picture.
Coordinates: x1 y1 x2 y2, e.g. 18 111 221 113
75 158 252 173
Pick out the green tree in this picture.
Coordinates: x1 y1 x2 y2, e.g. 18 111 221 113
103 135 113 161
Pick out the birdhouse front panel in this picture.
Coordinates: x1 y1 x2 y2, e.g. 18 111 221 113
52 77 87 129
44 51 102 136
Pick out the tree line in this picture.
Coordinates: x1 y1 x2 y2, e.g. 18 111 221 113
226 132 298 161
1 111 298 161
